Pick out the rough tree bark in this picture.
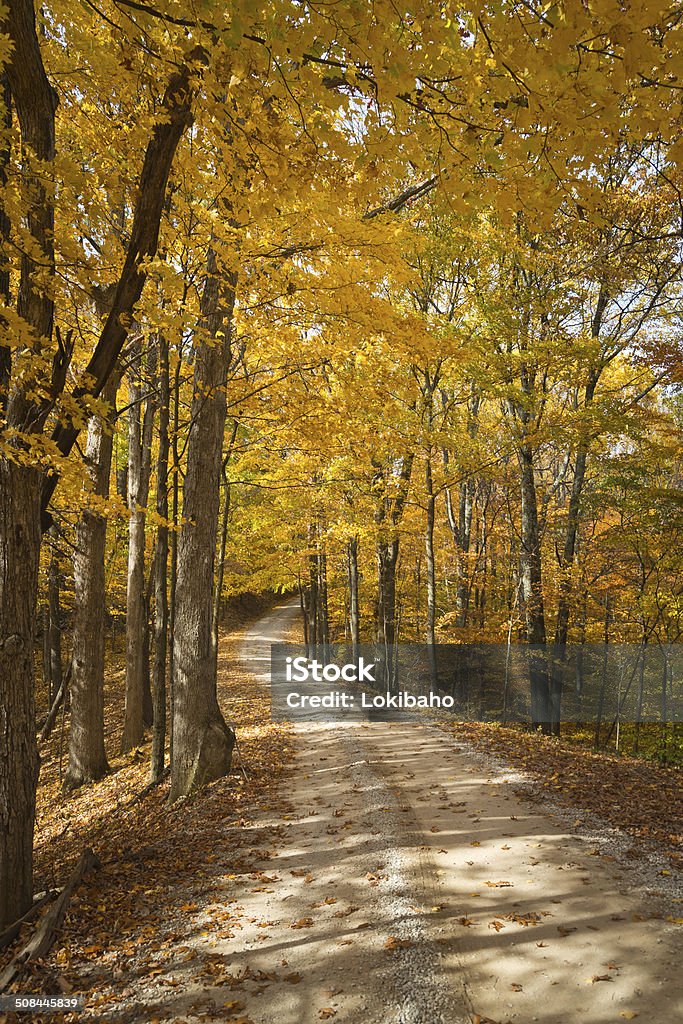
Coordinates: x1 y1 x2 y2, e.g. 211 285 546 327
170 251 236 801
0 0 57 929
64 378 117 791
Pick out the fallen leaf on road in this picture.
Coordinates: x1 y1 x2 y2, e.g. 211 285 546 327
384 936 412 949
332 906 358 918
290 918 313 929
319 1011 336 1020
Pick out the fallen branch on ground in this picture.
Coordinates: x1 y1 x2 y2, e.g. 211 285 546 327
0 892 57 953
0 849 101 993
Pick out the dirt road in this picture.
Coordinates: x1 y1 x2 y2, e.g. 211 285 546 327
215 601 681 1024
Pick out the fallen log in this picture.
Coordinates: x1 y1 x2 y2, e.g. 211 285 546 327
0 849 101 993
0 892 57 953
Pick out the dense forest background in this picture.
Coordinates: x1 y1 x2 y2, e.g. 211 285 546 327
1 0 682 938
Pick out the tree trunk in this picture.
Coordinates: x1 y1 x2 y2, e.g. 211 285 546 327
122 366 146 750
518 444 550 731
0 463 42 928
443 392 479 629
554 370 600 649
41 603 51 699
373 454 413 691
168 346 182 768
170 251 236 801
0 0 57 930
317 543 329 661
425 453 438 685
376 538 399 689
150 338 170 783
64 380 116 791
445 473 474 628
121 350 155 751
0 72 11 414
347 536 360 661
306 524 318 658
47 530 62 704
212 420 238 665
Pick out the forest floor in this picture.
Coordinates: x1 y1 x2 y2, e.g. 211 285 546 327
2 602 682 1024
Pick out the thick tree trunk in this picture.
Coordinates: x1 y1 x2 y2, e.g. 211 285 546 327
170 252 236 801
150 338 170 783
0 0 56 930
0 73 11 413
0 463 42 928
64 380 116 791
